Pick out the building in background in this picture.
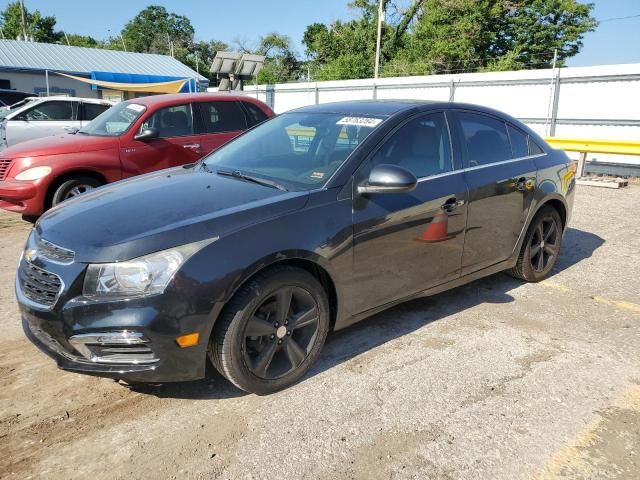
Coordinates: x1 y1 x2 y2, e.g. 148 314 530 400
0 39 207 102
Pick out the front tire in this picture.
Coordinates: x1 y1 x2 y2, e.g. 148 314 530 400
509 206 563 282
210 266 330 395
50 176 102 207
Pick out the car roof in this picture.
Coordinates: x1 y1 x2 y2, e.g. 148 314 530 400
25 96 113 105
128 92 259 107
290 99 526 126
290 100 446 117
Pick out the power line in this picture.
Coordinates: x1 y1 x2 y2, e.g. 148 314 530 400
599 13 640 23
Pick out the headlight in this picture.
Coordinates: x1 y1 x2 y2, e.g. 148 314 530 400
15 166 52 181
83 239 215 300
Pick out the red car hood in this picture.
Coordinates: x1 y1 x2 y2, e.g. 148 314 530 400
2 133 116 157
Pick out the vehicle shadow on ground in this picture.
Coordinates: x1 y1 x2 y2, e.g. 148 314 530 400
131 227 603 400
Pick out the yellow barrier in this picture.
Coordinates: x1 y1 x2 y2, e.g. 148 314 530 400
544 137 640 157
544 137 640 178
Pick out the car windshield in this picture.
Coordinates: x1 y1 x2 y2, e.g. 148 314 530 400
0 99 35 119
78 101 146 137
203 112 384 191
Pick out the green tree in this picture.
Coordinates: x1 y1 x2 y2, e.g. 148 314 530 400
120 5 195 56
64 33 99 48
255 33 302 84
0 1 60 43
304 0 597 79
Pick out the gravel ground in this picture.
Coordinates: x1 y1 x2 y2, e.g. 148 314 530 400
1 185 639 480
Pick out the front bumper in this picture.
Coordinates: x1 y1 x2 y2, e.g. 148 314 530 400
16 245 215 382
0 179 41 214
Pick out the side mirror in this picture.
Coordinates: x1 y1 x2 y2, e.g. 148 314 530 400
134 127 159 142
357 164 418 195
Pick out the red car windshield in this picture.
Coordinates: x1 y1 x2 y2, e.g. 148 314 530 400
78 102 146 137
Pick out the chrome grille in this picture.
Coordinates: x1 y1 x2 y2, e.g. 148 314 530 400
18 262 63 308
0 158 11 180
37 238 75 264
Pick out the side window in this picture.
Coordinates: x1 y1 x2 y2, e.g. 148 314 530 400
194 101 246 134
19 101 73 121
242 102 269 127
83 103 110 121
508 124 529 158
142 104 193 138
370 112 452 179
458 112 511 167
529 138 545 155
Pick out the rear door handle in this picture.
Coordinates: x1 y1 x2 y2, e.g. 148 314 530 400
516 177 528 192
441 197 464 212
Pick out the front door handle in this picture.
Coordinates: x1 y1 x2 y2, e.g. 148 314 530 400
516 177 530 192
441 197 464 212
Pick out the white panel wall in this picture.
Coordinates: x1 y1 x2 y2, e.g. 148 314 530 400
233 64 640 166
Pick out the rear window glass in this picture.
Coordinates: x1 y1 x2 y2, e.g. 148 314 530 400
458 112 511 167
508 125 529 158
242 102 269 127
529 139 545 155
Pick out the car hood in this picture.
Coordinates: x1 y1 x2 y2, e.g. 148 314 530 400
2 133 116 157
36 166 309 263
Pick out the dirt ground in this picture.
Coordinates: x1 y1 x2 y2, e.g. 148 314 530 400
1 185 639 480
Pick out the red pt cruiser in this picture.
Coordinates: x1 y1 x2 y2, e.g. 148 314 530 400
0 93 274 219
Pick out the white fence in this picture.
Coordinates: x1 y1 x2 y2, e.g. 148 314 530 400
216 63 640 168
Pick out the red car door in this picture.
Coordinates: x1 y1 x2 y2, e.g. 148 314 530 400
119 103 202 177
192 100 248 155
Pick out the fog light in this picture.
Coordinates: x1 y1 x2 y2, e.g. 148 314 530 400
176 332 199 348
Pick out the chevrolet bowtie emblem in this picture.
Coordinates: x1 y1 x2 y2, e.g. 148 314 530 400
24 249 38 262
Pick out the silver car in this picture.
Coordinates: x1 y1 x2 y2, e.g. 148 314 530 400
0 96 113 149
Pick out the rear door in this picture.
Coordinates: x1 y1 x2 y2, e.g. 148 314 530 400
192 100 247 154
5 99 78 146
451 110 537 274
119 103 201 177
351 111 468 313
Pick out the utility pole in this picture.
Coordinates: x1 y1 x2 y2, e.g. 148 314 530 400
545 49 559 136
19 0 28 41
374 0 384 79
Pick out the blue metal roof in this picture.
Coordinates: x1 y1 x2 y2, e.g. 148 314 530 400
0 39 207 82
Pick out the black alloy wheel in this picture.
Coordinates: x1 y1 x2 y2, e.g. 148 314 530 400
243 286 320 380
508 205 563 282
529 216 560 273
210 266 330 394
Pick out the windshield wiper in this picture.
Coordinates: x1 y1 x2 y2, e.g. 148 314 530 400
216 169 287 191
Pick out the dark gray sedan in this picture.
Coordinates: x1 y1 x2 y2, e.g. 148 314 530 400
17 100 575 394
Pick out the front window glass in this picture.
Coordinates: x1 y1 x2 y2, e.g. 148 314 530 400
78 102 146 137
141 104 193 138
20 101 73 121
203 112 383 191
370 112 452 178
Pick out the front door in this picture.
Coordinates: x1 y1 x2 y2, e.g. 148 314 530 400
6 100 78 146
351 112 467 314
451 110 537 274
119 103 202 177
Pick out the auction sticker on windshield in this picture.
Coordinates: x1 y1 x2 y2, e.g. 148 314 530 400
337 117 383 127
126 104 145 112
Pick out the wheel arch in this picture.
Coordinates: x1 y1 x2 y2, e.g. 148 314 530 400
44 169 108 209
220 251 340 331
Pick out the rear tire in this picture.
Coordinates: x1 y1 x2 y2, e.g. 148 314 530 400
50 176 102 207
508 206 563 282
210 266 330 395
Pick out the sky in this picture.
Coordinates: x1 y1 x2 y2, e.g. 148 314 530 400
4 0 640 67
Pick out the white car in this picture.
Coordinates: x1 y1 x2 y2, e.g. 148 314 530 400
0 96 113 149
